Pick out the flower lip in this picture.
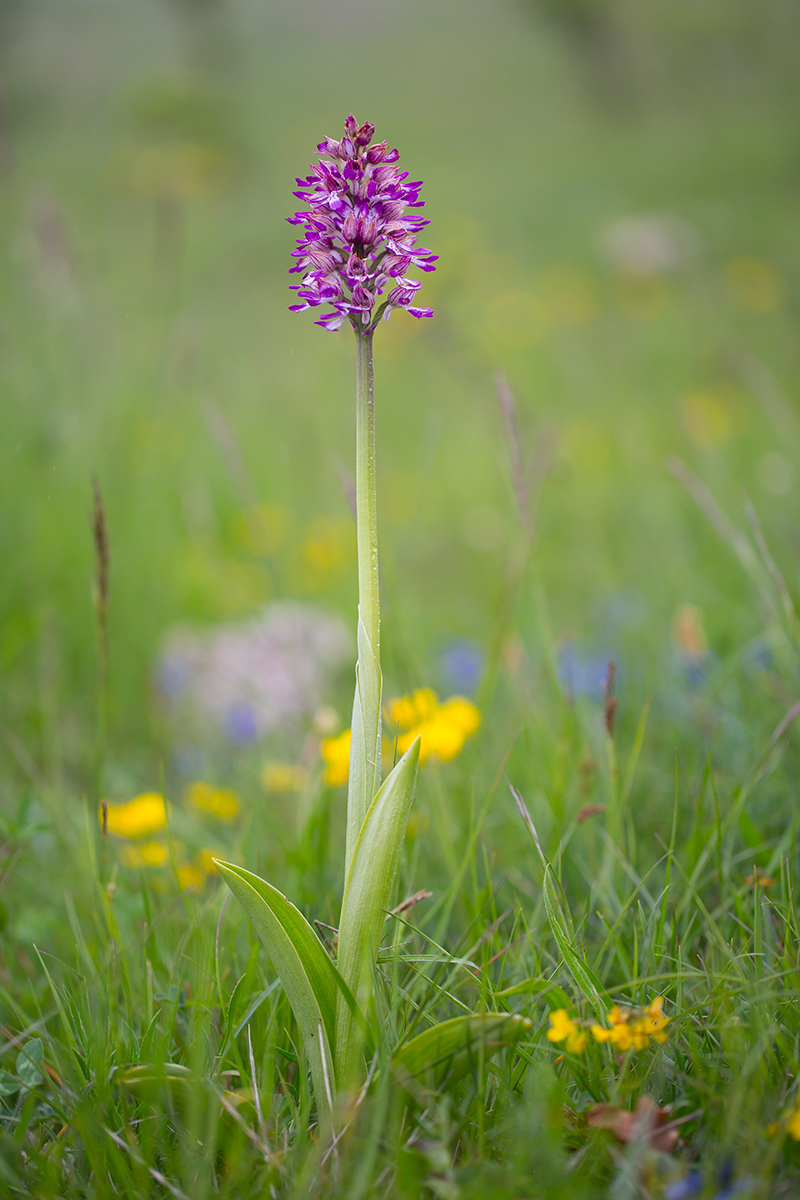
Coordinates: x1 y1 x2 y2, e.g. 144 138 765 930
288 115 436 334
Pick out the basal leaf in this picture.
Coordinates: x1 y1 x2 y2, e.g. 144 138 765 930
215 860 338 1116
392 1013 532 1090
336 738 420 1086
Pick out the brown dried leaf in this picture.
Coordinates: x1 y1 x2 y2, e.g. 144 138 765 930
587 1096 680 1152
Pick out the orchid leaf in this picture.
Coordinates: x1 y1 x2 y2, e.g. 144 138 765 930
214 860 338 1117
335 737 420 1085
392 1013 532 1091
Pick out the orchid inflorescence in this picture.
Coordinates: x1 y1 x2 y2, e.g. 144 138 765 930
288 114 437 333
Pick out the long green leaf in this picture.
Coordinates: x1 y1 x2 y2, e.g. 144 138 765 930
392 1013 532 1091
345 614 382 874
121 1062 195 1088
542 866 603 1011
215 860 338 1116
335 737 420 1086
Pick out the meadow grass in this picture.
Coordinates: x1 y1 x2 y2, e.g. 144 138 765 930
3 0 800 1195
5 627 800 1199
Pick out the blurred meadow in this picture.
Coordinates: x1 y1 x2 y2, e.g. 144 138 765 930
3 0 800 1196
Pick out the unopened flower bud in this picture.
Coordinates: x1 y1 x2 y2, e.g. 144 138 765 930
308 246 341 272
365 141 389 164
355 121 375 147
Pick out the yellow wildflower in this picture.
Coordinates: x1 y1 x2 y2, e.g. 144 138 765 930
546 1009 587 1054
296 517 354 590
642 996 670 1043
745 873 774 888
630 1020 651 1051
724 256 783 313
199 849 220 875
386 688 481 765
591 1025 614 1044
607 1023 635 1052
567 1028 588 1053
768 1096 800 1140
788 1098 800 1142
546 1009 574 1042
120 840 168 868
592 997 669 1050
102 793 167 839
185 781 240 821
321 729 351 786
386 688 439 729
261 762 308 793
177 862 206 891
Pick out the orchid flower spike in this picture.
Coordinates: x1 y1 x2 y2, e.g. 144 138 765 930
288 114 437 334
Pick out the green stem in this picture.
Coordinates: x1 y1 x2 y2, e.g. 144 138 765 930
355 329 379 661
345 328 382 875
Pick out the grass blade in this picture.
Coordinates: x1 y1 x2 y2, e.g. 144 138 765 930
542 866 603 1011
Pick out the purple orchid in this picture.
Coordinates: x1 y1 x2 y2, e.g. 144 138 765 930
288 115 437 333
